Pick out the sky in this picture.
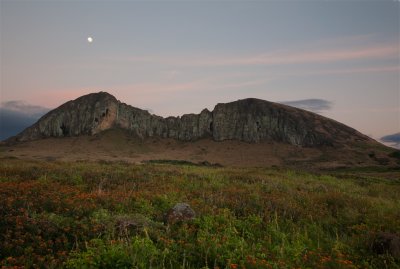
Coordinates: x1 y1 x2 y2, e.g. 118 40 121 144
0 0 399 146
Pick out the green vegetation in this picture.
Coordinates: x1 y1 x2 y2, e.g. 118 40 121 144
388 150 400 160
0 158 399 268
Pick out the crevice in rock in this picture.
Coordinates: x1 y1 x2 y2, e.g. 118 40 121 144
256 121 261 131
60 123 69 136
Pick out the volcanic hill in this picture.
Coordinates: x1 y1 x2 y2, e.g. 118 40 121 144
2 92 398 168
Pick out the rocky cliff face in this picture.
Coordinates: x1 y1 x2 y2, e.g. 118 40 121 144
11 92 372 147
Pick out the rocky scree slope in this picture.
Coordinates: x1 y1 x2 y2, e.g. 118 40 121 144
10 92 372 147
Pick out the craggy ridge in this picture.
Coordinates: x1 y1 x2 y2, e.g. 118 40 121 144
11 92 372 147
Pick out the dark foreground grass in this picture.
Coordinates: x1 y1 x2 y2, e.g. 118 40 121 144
0 158 399 269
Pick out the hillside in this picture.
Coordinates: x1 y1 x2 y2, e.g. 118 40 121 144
8 92 372 146
2 92 399 168
1 128 398 169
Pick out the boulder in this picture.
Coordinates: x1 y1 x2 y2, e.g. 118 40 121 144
165 203 196 224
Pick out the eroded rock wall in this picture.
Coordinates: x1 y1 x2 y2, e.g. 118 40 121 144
13 92 371 147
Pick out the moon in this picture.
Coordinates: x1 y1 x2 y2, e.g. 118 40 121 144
87 37 93 43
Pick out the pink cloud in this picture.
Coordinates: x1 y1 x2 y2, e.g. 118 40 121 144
279 65 400 78
311 65 400 75
192 44 398 66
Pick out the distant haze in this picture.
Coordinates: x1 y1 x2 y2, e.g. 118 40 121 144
1 1 399 143
0 101 49 140
381 132 400 149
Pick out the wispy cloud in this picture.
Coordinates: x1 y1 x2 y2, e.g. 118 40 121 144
295 65 400 76
121 38 398 68
260 65 400 82
281 99 333 113
190 44 398 67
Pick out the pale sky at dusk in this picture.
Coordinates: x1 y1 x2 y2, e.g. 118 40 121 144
0 1 399 144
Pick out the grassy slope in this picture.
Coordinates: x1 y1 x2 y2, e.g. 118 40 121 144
0 158 399 268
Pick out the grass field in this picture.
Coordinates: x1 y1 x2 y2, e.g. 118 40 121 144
0 157 399 268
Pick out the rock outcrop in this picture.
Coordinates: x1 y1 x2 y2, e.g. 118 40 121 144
165 203 196 224
10 92 372 147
